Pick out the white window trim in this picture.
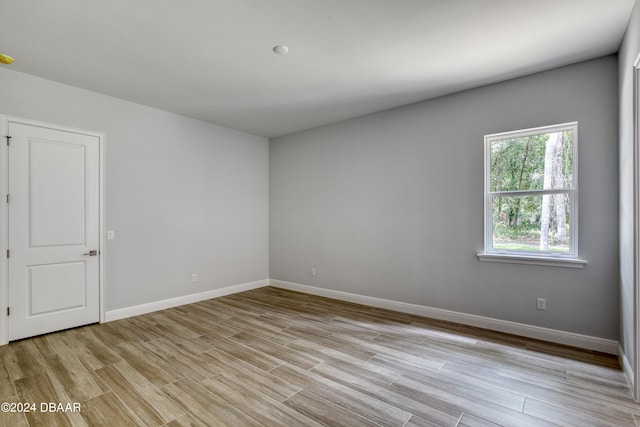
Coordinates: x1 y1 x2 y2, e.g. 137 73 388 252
478 122 588 268
477 252 587 268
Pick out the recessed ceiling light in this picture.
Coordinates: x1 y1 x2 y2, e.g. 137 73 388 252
273 45 289 55
0 54 14 65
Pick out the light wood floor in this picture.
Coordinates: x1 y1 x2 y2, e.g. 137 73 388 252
0 286 637 426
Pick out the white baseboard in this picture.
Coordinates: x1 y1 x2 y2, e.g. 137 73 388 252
269 279 619 355
105 279 269 322
619 343 636 398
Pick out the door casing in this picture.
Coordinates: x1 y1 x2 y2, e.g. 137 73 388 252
0 115 105 346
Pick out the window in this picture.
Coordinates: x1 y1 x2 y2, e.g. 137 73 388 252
479 122 586 267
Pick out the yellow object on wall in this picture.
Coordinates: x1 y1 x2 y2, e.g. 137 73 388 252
0 54 15 64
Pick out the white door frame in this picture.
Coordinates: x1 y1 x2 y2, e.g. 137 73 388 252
634 53 640 401
0 115 105 346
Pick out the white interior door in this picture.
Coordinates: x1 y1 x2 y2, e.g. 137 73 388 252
7 121 100 341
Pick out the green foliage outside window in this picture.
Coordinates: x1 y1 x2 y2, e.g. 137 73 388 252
489 129 573 253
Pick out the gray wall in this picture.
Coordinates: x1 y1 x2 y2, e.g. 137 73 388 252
271 56 620 339
619 0 640 380
0 68 269 311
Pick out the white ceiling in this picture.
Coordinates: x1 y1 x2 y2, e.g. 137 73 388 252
0 0 635 138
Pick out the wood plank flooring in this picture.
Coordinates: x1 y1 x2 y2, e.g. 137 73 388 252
0 286 637 426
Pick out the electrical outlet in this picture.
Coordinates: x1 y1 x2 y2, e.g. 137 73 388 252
107 230 115 240
536 298 546 310
192 274 198 282
310 268 316 277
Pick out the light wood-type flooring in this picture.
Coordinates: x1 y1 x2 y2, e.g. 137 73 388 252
0 286 637 426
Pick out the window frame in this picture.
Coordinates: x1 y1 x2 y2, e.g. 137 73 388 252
480 122 587 268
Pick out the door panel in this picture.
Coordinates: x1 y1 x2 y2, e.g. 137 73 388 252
29 139 86 247
29 262 87 315
8 121 100 341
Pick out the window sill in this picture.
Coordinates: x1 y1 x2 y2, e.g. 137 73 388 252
477 252 588 269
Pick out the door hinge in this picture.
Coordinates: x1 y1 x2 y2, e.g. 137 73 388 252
5 249 8 259
5 194 8 204
6 307 9 316
5 135 11 146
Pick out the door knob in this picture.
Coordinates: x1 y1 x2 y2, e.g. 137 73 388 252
83 250 98 256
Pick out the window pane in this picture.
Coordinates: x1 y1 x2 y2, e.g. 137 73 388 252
492 194 570 253
490 129 573 192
